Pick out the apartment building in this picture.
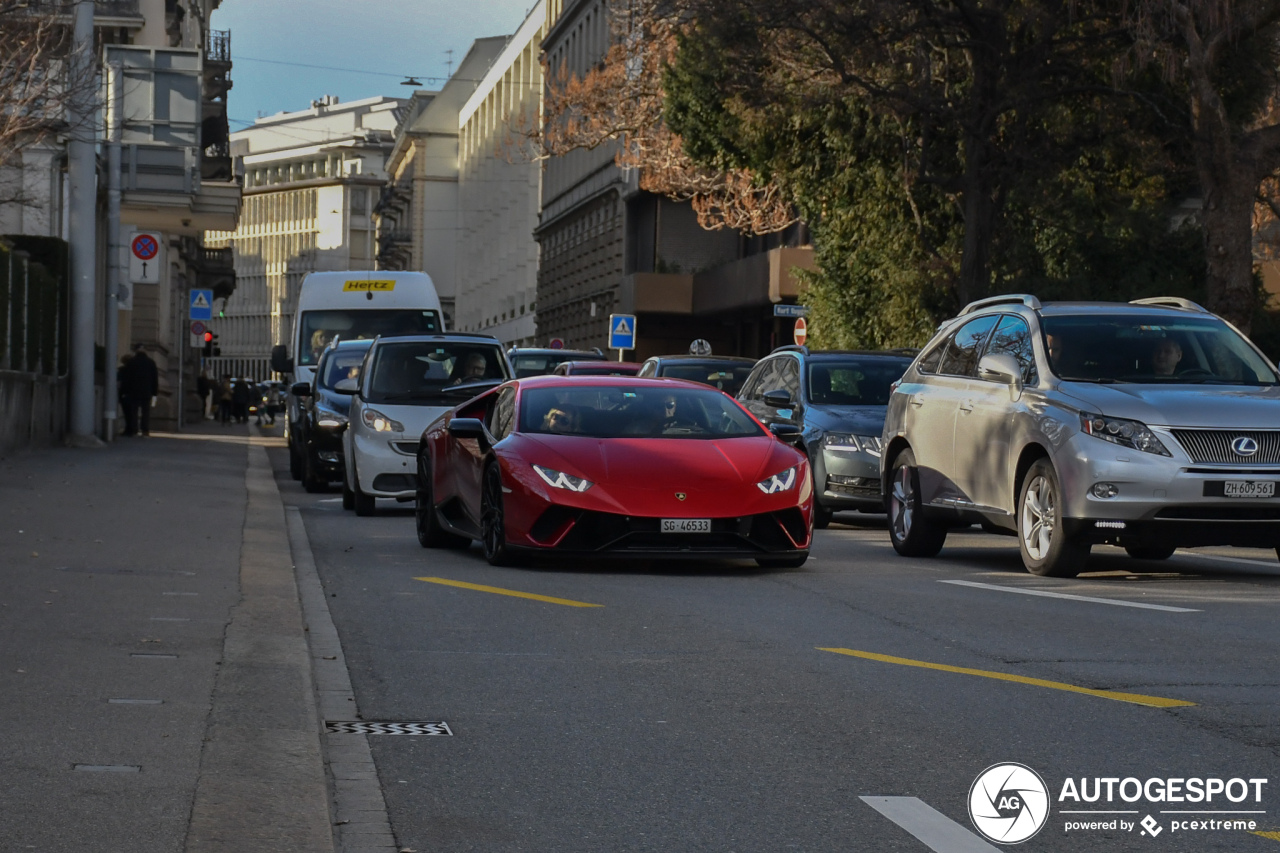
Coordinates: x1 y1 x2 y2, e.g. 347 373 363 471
205 95 404 379
0 0 241 435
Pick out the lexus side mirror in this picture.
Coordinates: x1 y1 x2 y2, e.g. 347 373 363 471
270 344 293 374
763 389 792 408
978 352 1023 386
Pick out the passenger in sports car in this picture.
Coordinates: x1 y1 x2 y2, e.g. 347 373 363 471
541 406 579 433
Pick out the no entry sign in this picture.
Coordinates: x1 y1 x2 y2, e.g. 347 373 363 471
793 317 808 347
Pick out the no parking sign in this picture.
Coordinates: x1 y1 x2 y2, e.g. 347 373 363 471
129 231 162 285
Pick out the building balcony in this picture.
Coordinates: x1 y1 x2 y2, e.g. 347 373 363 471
198 246 236 301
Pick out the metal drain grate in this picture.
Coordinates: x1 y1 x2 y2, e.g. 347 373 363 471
325 721 453 736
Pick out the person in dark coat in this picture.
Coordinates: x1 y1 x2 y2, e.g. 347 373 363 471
119 344 159 437
231 378 251 424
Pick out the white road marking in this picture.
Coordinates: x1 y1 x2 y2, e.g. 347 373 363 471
939 580 1201 612
861 796 999 852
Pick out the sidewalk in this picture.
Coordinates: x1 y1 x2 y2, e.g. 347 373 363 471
0 421 334 852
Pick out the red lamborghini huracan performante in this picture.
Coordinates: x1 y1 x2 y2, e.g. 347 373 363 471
415 376 813 566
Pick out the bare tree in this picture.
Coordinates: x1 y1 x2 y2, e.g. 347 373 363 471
515 0 797 234
1125 0 1280 331
0 1 82 205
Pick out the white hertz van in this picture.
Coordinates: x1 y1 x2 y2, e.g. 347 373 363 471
271 271 444 480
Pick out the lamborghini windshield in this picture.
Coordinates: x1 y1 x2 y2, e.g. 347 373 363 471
520 385 764 439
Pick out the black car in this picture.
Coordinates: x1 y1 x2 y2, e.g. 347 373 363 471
507 347 606 378
737 346 915 527
294 339 373 492
637 355 758 396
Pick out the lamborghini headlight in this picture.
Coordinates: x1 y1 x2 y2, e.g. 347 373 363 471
533 464 593 492
757 466 797 494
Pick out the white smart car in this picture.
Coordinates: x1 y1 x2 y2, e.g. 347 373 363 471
341 334 510 516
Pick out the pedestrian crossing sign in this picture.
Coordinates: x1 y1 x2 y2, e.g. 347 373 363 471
608 314 636 350
189 289 213 320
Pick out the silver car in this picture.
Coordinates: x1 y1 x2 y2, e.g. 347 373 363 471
881 294 1280 576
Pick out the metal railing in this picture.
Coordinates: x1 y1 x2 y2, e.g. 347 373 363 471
207 30 231 63
1 241 68 378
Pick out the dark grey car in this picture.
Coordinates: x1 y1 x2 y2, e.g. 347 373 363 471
738 347 915 527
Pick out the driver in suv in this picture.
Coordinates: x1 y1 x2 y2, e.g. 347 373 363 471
882 295 1280 577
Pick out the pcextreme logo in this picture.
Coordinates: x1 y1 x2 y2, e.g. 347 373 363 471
969 763 1051 844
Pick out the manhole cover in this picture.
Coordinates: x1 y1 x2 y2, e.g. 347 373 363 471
325 721 452 736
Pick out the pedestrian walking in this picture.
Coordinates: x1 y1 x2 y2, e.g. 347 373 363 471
266 383 282 425
217 375 233 425
197 370 213 420
253 383 266 425
119 344 158 437
231 378 251 424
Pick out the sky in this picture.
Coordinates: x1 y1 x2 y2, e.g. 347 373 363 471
211 0 535 126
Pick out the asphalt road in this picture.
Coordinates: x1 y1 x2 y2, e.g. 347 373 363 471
272 448 1280 853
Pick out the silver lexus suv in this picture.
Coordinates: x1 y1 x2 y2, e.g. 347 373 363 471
881 294 1280 576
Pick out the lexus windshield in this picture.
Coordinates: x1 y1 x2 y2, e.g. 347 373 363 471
520 386 765 439
1041 315 1278 385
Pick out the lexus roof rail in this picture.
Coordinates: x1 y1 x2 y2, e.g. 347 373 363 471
958 294 1042 316
1129 296 1209 313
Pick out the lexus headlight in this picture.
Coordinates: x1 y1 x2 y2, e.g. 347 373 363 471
823 433 882 457
362 408 404 433
757 466 797 494
1080 413 1170 456
533 464 593 492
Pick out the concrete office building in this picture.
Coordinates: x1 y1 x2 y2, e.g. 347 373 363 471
453 3 550 346
375 38 506 329
536 0 814 359
205 95 404 379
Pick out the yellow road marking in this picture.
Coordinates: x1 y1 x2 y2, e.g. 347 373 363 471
415 577 603 608
818 648 1195 709
1253 831 1280 841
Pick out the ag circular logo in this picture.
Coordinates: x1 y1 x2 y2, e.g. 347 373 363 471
1231 436 1259 457
969 763 1050 844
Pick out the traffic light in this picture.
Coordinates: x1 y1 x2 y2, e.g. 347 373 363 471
201 331 221 357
